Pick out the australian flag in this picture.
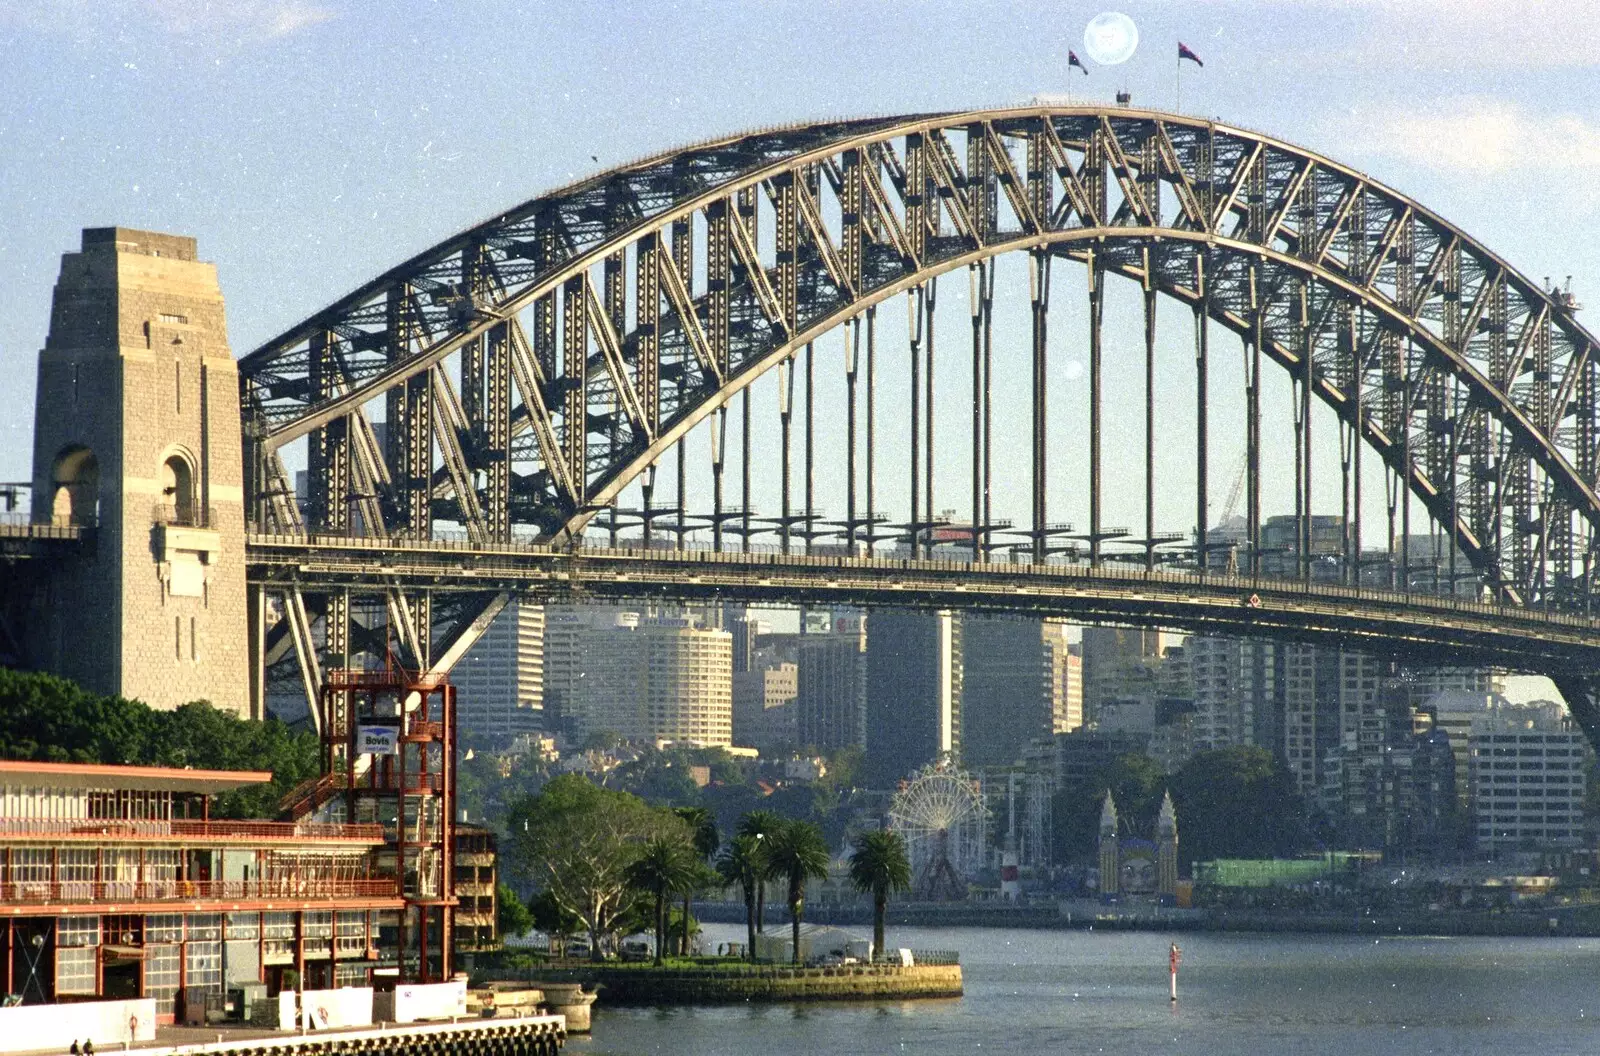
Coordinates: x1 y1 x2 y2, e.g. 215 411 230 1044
1068 49 1088 75
1178 42 1204 67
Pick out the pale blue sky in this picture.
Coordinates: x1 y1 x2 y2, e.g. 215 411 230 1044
3 0 1593 701
2 0 1596 495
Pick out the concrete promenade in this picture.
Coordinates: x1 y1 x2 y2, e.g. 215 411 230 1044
13 1014 565 1056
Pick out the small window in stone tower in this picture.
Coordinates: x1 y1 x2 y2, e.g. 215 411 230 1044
161 455 194 525
160 313 188 325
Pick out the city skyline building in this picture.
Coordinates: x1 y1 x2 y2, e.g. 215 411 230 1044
1057 644 1085 734
732 659 798 754
551 610 734 747
795 613 867 752
448 599 545 748
864 609 961 788
1080 627 1165 725
1471 711 1588 853
962 616 1072 768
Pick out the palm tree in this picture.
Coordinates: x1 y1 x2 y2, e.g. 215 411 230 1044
625 835 699 965
674 806 720 956
762 819 831 965
716 834 764 960
737 809 784 933
848 829 912 959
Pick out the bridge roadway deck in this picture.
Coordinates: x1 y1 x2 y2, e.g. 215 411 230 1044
247 535 1600 674
0 520 89 560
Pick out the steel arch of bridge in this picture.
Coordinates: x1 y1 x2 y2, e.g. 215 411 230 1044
241 105 1600 618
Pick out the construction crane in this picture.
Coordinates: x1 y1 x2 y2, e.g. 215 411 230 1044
1217 452 1248 527
1212 452 1248 577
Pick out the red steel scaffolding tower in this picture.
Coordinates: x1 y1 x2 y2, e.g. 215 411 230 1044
316 669 456 983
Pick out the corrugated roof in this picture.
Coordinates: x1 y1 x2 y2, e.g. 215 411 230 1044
0 760 273 794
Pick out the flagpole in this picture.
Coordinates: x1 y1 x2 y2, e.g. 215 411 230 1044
1176 53 1182 113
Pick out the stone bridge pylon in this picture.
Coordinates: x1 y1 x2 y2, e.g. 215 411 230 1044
20 227 251 716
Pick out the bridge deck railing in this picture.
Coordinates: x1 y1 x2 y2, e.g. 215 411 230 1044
246 530 1600 631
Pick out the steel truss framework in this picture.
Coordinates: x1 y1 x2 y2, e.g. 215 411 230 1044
235 106 1600 737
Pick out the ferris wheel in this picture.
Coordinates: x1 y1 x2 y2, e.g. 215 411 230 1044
888 759 989 901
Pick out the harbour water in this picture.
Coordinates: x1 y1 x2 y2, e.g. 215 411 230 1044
568 924 1600 1055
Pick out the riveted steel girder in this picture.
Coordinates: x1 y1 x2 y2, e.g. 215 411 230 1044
240 106 1600 612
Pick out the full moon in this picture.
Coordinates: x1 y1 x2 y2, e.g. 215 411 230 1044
1083 11 1139 65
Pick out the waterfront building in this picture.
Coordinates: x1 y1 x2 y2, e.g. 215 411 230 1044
962 616 1072 768
452 825 500 955
0 761 401 1019
864 609 961 788
448 599 545 748
1470 708 1589 853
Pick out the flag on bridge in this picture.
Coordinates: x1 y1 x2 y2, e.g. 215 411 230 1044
1178 42 1204 67
1068 50 1088 75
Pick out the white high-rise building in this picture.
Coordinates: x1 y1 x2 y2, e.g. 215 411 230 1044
1470 706 1588 852
1188 636 1277 751
1056 644 1084 735
449 600 545 746
562 612 733 747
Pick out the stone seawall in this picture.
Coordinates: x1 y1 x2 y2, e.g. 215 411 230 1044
527 963 963 1005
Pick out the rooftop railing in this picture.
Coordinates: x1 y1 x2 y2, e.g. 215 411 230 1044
0 817 384 842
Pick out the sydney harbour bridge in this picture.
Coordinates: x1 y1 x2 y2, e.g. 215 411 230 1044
13 105 1600 747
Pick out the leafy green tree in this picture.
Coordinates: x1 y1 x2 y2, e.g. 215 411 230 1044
582 730 625 752
763 819 831 964
528 888 583 957
716 834 764 960
1170 747 1310 863
625 834 701 964
848 829 912 958
497 882 535 942
506 774 684 960
1051 753 1167 863
0 668 152 764
151 701 320 818
617 751 703 805
0 670 318 818
673 806 719 955
823 745 865 790
737 809 785 932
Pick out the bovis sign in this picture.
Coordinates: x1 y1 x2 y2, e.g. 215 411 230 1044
356 724 400 756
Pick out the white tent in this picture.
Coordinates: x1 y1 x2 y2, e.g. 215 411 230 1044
753 924 872 964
